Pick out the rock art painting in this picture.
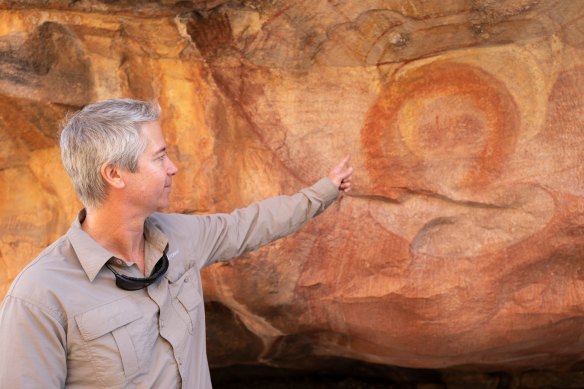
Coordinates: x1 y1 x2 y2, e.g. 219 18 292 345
2 1 584 382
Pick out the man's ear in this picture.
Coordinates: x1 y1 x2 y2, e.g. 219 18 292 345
100 163 126 189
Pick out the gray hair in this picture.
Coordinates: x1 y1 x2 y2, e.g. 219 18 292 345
60 98 160 209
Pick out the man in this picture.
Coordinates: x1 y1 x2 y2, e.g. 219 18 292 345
0 98 352 388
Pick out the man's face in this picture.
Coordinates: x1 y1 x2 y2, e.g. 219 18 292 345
125 120 178 213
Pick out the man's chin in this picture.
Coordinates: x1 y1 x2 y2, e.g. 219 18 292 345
156 203 169 212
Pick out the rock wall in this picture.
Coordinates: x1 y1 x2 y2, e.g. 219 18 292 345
2 0 584 376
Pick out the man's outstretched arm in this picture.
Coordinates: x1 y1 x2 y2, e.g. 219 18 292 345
183 156 354 267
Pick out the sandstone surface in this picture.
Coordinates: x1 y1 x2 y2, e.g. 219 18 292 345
2 0 584 382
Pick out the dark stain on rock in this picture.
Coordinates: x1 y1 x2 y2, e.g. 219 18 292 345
186 10 234 59
0 21 93 106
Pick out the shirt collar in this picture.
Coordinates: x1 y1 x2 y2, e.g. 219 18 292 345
144 216 169 254
67 209 169 282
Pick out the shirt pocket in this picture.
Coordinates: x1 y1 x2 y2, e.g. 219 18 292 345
75 297 143 387
174 269 203 334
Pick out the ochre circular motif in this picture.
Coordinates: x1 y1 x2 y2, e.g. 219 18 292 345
362 61 520 194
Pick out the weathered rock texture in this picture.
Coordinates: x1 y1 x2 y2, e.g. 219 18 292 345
2 0 584 382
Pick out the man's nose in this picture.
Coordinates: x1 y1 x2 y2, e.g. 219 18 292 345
167 158 178 175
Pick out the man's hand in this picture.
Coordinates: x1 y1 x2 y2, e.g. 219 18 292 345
328 155 353 193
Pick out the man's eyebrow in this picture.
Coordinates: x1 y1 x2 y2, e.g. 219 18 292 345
154 146 167 155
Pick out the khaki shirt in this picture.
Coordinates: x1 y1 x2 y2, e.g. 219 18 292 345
0 178 338 388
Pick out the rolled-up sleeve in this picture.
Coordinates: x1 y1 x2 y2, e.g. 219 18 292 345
0 295 67 388
197 177 339 267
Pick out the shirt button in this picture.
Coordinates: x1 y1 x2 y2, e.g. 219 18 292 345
178 358 182 366
116 259 123 265
184 277 189 283
160 320 165 328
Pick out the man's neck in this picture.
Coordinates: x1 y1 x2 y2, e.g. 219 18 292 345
81 202 149 275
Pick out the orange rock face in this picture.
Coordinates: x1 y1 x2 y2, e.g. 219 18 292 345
2 0 584 375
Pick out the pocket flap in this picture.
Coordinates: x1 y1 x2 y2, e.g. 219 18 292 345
177 287 203 311
76 297 143 341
